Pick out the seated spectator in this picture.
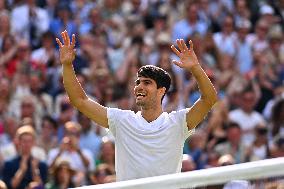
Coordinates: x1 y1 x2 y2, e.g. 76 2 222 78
47 121 95 186
77 112 102 160
36 115 58 155
245 124 270 161
10 0 49 49
2 125 48 189
90 163 115 185
270 135 284 158
229 84 265 146
96 138 115 174
214 122 247 164
45 160 76 189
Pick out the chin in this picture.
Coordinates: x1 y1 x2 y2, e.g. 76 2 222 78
136 100 145 107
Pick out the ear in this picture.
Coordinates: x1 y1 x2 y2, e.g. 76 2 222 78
158 87 166 97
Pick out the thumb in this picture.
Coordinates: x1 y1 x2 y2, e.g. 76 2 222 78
172 60 183 67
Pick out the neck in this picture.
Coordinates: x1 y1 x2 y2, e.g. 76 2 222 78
140 106 163 123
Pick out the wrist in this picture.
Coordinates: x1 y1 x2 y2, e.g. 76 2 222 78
186 64 200 72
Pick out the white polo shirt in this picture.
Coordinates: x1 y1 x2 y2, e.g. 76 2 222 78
107 108 193 181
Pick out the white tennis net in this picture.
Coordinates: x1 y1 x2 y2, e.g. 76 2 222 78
77 157 284 189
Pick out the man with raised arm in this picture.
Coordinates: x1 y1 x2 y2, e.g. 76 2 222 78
56 30 217 181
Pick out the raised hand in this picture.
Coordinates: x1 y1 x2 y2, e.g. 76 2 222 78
170 39 199 70
56 30 76 65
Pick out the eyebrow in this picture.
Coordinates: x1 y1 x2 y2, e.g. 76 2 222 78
135 78 153 84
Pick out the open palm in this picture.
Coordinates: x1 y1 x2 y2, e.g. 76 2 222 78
56 30 76 65
170 39 199 69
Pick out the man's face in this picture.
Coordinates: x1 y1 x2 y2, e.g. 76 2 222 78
18 133 34 155
133 77 163 108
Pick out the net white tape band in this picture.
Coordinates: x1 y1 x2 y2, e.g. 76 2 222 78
76 157 284 189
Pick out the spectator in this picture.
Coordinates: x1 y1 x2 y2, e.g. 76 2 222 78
90 163 115 185
2 125 48 189
270 135 284 158
36 115 58 155
10 0 49 49
45 160 76 189
213 14 237 56
245 124 271 161
49 2 77 43
229 84 266 146
78 112 102 160
96 138 115 174
172 1 208 40
214 122 247 164
270 98 284 138
47 121 95 186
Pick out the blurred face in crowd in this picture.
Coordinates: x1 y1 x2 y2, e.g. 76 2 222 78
240 91 257 113
0 13 10 33
42 119 56 138
227 127 241 145
21 99 35 118
56 164 73 183
29 74 42 93
186 3 198 22
222 16 234 34
255 21 269 39
1 35 14 52
18 133 35 155
0 78 10 99
101 141 115 159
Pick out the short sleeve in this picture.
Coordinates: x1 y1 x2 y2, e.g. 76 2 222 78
107 108 127 138
171 108 195 141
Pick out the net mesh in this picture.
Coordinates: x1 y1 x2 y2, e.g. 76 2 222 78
76 157 284 189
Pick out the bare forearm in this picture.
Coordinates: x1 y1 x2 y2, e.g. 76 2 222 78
188 65 218 105
11 169 25 189
62 63 88 106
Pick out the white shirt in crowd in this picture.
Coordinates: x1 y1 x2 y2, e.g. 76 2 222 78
107 108 194 181
47 148 95 173
229 108 265 146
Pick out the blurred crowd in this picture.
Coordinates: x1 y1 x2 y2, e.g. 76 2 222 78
0 0 284 188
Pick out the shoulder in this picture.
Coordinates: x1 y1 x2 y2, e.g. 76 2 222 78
107 108 135 119
3 156 19 167
168 109 189 117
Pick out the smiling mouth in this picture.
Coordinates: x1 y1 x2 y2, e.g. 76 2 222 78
136 93 146 99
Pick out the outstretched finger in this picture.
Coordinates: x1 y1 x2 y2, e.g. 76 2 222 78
171 45 181 57
172 60 182 68
188 40 194 51
181 39 188 51
71 34 76 48
61 31 67 44
65 30 70 45
176 39 184 52
56 38 63 48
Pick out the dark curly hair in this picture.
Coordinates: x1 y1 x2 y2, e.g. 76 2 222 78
137 65 171 101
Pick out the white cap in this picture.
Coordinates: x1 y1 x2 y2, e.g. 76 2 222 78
260 4 274 15
236 19 251 29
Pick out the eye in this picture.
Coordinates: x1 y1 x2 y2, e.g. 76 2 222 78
135 80 140 86
144 81 151 85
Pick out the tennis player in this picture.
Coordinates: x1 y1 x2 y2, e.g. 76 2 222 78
56 30 217 181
